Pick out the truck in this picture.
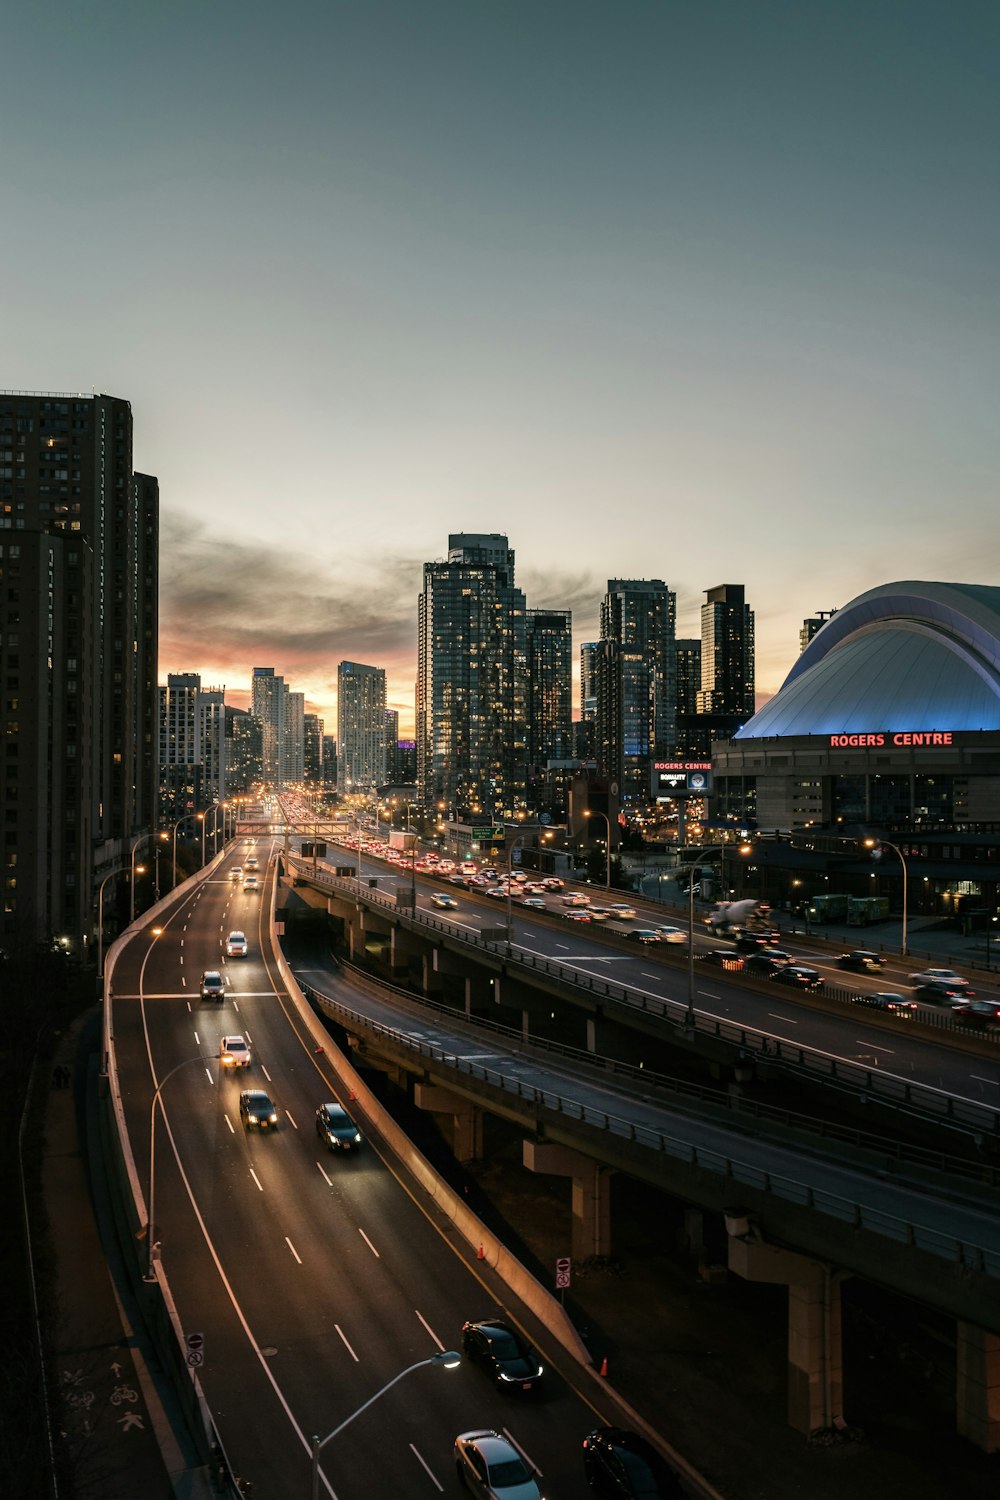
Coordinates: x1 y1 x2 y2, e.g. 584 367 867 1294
807 893 849 922
705 899 762 935
847 895 890 926
389 829 417 852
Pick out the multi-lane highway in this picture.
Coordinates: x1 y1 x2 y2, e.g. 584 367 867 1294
110 838 680 1500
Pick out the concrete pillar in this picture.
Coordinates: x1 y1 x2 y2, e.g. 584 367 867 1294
957 1322 1000 1452
421 952 444 996
412 1083 483 1163
586 1016 596 1054
727 1228 843 1435
522 1140 611 1260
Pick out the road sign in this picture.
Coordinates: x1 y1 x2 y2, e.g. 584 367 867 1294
185 1332 204 1367
186 1350 204 1368
555 1256 571 1290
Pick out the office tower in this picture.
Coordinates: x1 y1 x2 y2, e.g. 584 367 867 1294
526 609 573 814
0 392 158 956
226 706 263 792
384 709 400 782
800 609 838 655
417 534 527 820
286 691 305 782
580 642 599 723
322 735 337 787
394 739 417 784
596 579 676 807
158 673 226 828
303 713 324 784
675 639 702 715
337 661 386 794
696 585 755 716
252 667 288 786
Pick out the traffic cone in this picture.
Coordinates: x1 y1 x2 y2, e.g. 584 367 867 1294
349 1087 356 1101
599 1355 608 1377
477 1243 485 1261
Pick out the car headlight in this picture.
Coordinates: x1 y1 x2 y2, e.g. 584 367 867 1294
354 1133 361 1143
247 1113 258 1123
269 1113 277 1123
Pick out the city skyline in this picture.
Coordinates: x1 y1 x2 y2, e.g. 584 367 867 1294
4 1 997 734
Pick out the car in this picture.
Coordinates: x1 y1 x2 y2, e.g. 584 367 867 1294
431 893 459 910
837 949 886 972
744 952 792 976
698 950 744 970
199 970 226 1002
655 926 688 944
582 1426 683 1499
609 904 637 920
587 907 613 922
628 928 662 944
561 892 591 906
315 1102 362 1152
952 1001 1000 1030
850 991 919 1016
243 874 259 892
564 909 592 922
770 965 824 990
913 980 975 1004
449 873 470 886
733 932 782 954
540 877 564 890
485 887 508 900
244 855 259 871
521 896 547 909
225 930 248 958
239 1089 278 1129
523 882 546 894
461 1316 543 1394
678 881 701 897
909 967 970 988
229 866 243 882
454 1429 542 1500
220 1034 251 1068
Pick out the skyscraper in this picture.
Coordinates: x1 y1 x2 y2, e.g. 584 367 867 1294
596 579 677 807
287 691 305 782
696 584 755 716
525 608 573 814
0 391 158 955
252 667 287 786
158 673 226 828
800 608 838 655
303 713 324 784
417 534 527 820
337 661 386 794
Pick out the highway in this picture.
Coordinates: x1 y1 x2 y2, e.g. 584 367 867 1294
109 838 669 1500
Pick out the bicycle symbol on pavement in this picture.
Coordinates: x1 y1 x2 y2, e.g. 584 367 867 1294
110 1382 138 1406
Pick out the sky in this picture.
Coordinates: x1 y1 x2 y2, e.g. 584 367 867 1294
4 0 998 736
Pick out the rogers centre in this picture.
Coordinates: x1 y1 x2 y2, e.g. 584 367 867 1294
710 581 1000 920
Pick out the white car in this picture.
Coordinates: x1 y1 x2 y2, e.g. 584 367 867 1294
655 925 688 944
908 967 969 987
225 930 248 958
229 866 243 883
243 874 259 892
220 1034 251 1069
610 904 637 920
244 855 259 871
454 1429 542 1500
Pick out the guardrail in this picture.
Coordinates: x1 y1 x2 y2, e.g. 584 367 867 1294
287 857 1000 1139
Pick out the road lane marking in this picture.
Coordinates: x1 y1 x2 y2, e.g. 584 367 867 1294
415 1310 444 1348
224 1115 234 1134
249 1169 264 1192
409 1444 442 1490
358 1228 380 1258
285 1111 298 1130
858 1041 895 1053
767 1013 797 1023
285 1237 302 1265
971 1076 999 1086
335 1324 359 1361
316 1161 333 1185
261 1065 272 1082
205 1068 215 1086
502 1430 541 1476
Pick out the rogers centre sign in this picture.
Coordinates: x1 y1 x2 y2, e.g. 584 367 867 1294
829 731 953 747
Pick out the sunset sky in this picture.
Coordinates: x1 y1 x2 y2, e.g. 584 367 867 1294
4 0 998 736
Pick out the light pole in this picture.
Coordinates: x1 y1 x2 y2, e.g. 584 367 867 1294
145 1051 208 1282
583 809 611 891
311 1351 461 1500
505 835 530 954
129 834 150 923
97 864 133 983
169 811 201 889
681 840 752 1027
864 837 908 956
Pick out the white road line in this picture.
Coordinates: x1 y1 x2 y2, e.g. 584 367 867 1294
179 956 184 965
285 1237 302 1265
409 1444 442 1490
316 1161 333 1186
502 1429 541 1476
261 1065 272 1082
249 1169 264 1192
414 1310 444 1349
180 938 184 947
193 1031 200 1045
186 1000 192 1012
858 1041 894 1053
224 1115 234 1134
971 1075 1000 1086
244 1029 253 1044
640 972 660 980
335 1324 359 1362
182 977 187 988
205 1068 215 1086
285 1111 298 1130
767 1013 797 1023
358 1228 380 1258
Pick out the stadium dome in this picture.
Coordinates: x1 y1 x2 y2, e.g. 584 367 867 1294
736 581 1000 739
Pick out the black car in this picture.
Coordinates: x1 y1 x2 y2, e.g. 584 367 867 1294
952 1001 1000 1030
199 969 225 1002
582 1427 683 1499
850 991 919 1017
914 981 975 1005
837 949 886 973
239 1090 278 1130
733 931 780 953
743 952 792 976
315 1102 362 1152
698 950 744 970
461 1316 543 1394
770 965 823 990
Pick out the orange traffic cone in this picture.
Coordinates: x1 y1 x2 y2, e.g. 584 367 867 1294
599 1355 608 1377
349 1087 356 1101
477 1243 485 1261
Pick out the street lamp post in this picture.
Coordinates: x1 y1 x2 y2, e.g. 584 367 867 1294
145 1051 208 1282
169 811 201 890
583 809 611 891
129 834 149 923
864 837 908 956
505 835 530 954
310 1351 461 1500
681 840 752 1027
97 864 130 985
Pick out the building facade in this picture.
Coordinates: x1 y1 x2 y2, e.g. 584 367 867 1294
696 584 755 716
337 660 386 794
158 673 226 829
595 578 677 808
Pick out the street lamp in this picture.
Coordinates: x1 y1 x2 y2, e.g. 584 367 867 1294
168 811 201 890
97 864 131 984
583 809 611 891
145 1051 208 1282
129 834 150 922
310 1351 461 1500
864 837 908 956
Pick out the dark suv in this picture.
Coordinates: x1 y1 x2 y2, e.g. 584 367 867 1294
199 970 225 1002
315 1102 362 1152
582 1427 682 1498
837 950 886 973
743 951 792 976
461 1316 543 1394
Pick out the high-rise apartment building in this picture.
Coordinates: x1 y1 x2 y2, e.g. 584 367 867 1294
595 579 676 807
286 690 305 782
226 706 262 792
0 392 158 955
417 533 528 820
158 673 226 828
800 608 838 655
252 667 286 786
580 642 600 723
675 639 702 715
525 609 573 815
696 584 755 716
337 661 386 794
303 713 324 784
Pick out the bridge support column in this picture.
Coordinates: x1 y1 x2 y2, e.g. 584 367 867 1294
412 1084 483 1162
957 1322 1000 1452
727 1224 843 1436
421 952 444 996
522 1141 611 1260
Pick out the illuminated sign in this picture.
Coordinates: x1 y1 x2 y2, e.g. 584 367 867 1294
829 732 954 748
653 761 712 771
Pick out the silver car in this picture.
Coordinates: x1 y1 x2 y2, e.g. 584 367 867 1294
454 1430 542 1500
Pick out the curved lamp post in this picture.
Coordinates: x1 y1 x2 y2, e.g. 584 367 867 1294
167 811 201 890
583 809 611 891
145 1049 206 1281
311 1351 461 1500
864 837 908 956
97 863 142 985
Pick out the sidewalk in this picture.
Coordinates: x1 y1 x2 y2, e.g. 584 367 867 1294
38 1011 211 1499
